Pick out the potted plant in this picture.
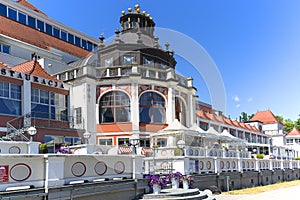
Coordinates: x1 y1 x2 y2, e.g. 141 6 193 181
145 174 167 194
166 171 183 189
180 175 194 189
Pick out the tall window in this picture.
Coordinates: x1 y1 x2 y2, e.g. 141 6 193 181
31 89 68 120
99 91 130 123
139 92 165 123
0 82 21 116
175 97 186 126
75 107 82 124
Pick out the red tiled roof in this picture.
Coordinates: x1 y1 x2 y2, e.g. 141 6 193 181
0 16 90 58
0 62 10 69
196 110 208 120
11 60 59 81
250 110 282 125
196 110 261 133
17 0 47 17
287 127 300 137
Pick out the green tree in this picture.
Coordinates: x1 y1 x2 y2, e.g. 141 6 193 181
284 119 294 133
239 112 254 122
295 115 300 130
276 115 284 123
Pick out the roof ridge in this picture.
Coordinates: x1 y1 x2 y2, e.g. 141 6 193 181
17 0 47 17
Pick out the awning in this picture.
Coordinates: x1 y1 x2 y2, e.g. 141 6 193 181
141 147 153 155
118 146 132 154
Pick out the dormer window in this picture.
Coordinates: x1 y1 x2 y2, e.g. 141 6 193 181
105 57 113 67
143 57 154 67
123 55 135 65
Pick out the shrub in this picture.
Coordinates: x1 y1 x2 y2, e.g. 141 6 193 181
39 143 48 154
174 147 181 156
295 157 300 160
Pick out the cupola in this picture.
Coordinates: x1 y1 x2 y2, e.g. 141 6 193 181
120 5 155 37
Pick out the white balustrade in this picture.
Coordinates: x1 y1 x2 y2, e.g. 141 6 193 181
0 154 143 192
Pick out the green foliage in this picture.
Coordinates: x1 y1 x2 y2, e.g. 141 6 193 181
39 143 48 154
284 119 294 133
256 154 264 159
239 112 254 122
275 115 283 123
295 157 300 160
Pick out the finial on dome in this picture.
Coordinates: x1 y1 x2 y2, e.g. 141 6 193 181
165 42 170 51
134 4 140 13
128 8 132 12
99 34 105 43
142 11 146 15
121 10 126 15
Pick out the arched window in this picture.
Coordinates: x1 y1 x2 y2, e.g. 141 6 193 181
139 92 165 123
99 91 130 123
175 97 186 126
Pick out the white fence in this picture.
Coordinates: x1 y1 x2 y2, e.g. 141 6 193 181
0 154 143 192
0 141 40 154
144 156 300 175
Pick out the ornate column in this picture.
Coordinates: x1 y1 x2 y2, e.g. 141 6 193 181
131 82 139 132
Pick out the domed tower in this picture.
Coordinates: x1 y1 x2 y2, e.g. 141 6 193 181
59 5 197 148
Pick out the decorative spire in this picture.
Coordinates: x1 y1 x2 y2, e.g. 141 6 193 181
165 42 170 52
115 29 121 42
154 36 159 48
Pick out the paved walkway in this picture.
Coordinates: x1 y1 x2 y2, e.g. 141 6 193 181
214 184 300 200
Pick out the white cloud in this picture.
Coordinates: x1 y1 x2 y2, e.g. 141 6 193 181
233 95 240 102
236 104 241 108
248 97 253 102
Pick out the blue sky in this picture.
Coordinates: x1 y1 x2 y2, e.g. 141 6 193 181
29 0 300 121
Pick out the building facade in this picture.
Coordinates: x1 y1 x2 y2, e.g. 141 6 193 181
0 1 297 158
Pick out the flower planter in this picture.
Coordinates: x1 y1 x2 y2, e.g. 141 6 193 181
171 178 179 189
153 183 161 194
183 180 189 189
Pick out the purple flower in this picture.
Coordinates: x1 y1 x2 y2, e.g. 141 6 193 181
180 175 194 186
166 171 183 182
145 174 168 187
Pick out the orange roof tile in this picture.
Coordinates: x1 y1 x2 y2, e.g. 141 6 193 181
0 16 90 58
214 115 224 123
0 62 10 69
232 120 243 128
17 0 47 17
287 127 300 137
11 60 59 81
250 110 282 125
196 110 207 120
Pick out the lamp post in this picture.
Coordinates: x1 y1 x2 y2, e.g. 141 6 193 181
27 126 37 142
177 139 186 156
83 132 91 144
130 134 139 154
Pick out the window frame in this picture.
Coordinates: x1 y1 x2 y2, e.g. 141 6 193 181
139 92 166 124
99 91 131 123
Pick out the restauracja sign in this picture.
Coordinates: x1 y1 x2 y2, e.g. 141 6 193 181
1 68 64 88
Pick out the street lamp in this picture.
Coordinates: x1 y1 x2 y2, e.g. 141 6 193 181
130 134 140 154
83 132 91 144
27 126 37 142
177 139 185 156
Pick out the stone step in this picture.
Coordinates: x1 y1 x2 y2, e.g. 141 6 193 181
141 188 214 200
